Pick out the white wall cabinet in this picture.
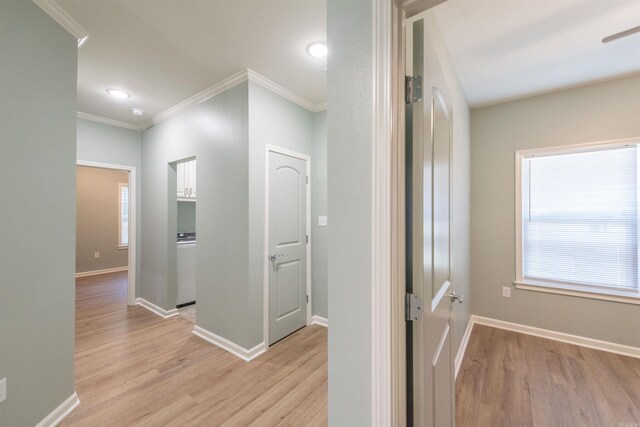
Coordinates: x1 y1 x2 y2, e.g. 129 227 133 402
177 159 196 201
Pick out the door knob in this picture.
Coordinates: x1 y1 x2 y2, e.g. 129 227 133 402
270 254 284 262
448 291 464 304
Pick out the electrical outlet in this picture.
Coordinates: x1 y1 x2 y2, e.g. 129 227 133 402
502 286 511 298
94 252 100 258
318 216 328 227
0 378 6 404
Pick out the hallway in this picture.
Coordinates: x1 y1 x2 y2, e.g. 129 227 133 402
62 272 327 426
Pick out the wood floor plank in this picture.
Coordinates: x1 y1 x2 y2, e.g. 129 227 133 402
60 271 328 426
456 324 640 427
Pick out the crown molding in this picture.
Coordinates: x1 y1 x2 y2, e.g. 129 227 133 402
33 0 89 47
138 69 249 130
77 112 142 131
313 102 327 112
140 68 327 131
247 68 322 112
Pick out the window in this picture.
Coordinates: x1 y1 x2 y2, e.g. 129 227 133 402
118 183 129 249
515 140 640 302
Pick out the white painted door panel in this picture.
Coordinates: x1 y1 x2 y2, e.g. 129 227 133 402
407 17 456 427
268 151 308 345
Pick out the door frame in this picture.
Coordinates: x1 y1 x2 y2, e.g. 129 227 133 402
76 160 137 306
263 145 311 349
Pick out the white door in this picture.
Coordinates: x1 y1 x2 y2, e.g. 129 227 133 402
268 150 309 345
406 16 462 426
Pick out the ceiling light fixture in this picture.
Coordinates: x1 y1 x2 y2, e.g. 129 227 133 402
307 42 328 58
106 89 131 99
131 108 144 116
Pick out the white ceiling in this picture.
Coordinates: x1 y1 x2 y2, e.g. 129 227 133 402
56 0 326 126
433 0 640 108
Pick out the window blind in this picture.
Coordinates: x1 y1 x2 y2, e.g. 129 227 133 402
522 146 638 291
120 185 129 247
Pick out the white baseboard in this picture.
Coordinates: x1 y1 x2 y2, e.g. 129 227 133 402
36 392 80 427
310 315 328 327
192 325 266 362
454 318 474 379
135 298 179 319
75 266 128 278
472 315 640 359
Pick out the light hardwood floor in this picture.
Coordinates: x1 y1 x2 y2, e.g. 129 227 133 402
456 324 640 427
62 272 327 426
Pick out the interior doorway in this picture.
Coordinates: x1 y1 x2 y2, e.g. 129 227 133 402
76 160 136 305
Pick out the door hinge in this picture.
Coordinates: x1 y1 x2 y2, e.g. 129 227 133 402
405 75 423 104
306 175 309 184
306 235 309 244
306 294 309 304
405 292 423 321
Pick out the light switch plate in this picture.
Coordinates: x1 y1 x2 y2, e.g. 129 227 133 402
318 216 327 227
502 286 511 298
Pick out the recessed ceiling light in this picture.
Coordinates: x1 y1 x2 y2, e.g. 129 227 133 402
131 108 144 116
307 42 328 58
106 89 130 99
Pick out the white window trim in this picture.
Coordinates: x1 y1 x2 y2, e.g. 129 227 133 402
514 136 640 305
118 182 129 250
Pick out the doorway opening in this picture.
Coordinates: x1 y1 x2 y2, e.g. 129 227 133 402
173 157 197 324
76 161 137 305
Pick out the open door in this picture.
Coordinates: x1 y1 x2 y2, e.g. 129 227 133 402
405 15 463 427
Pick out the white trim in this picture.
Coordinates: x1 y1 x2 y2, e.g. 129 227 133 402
77 161 137 306
140 69 248 130
192 325 266 362
247 69 325 113
75 266 128 278
35 392 80 427
139 69 327 131
515 282 640 305
311 315 328 327
135 298 179 318
313 102 327 112
471 315 640 359
514 136 640 302
372 0 393 425
77 112 141 131
263 145 312 348
79 70 327 132
454 318 474 379
32 0 89 47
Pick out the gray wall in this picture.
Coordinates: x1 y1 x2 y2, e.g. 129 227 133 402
248 80 315 342
177 201 196 233
140 80 319 350
76 166 129 273
141 82 251 345
76 118 142 294
327 0 373 423
311 110 328 319
471 74 640 347
425 12 472 360
0 1 77 425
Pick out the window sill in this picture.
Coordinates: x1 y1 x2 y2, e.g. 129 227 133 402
514 280 640 305
118 246 128 250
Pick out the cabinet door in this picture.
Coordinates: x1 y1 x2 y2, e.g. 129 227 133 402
190 160 196 198
177 162 186 198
